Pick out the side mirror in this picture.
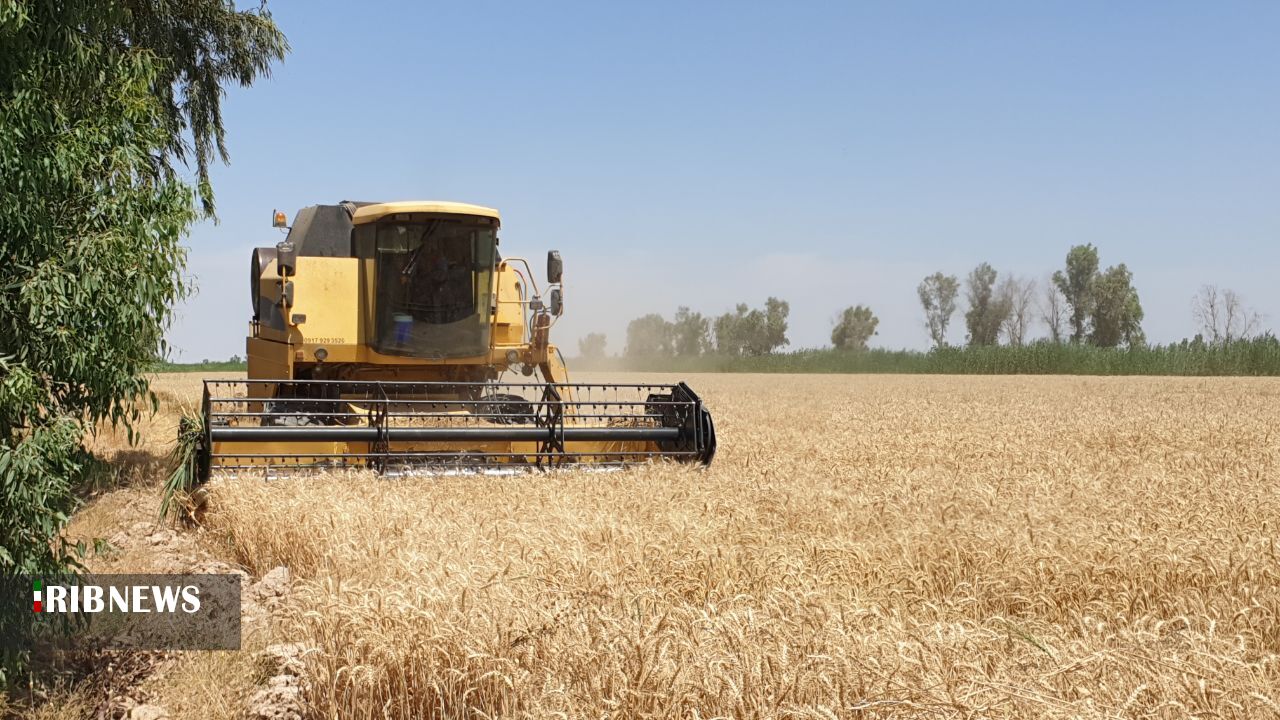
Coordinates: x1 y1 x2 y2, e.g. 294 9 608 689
250 246 277 316
276 240 296 277
549 288 563 316
546 250 563 284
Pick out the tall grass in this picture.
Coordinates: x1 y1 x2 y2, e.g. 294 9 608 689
580 335 1280 375
153 338 1280 376
151 359 247 373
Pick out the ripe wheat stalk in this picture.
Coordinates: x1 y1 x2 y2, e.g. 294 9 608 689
137 373 1280 718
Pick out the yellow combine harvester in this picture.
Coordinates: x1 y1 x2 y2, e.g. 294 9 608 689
190 200 715 480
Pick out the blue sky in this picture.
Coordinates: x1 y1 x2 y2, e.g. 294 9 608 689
174 0 1279 359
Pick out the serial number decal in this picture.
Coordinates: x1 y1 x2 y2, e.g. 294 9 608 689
306 337 348 344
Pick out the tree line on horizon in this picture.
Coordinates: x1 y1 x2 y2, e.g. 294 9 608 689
583 243 1268 359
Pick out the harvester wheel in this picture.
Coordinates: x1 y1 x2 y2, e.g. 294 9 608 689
262 404 324 427
262 382 344 426
477 393 536 425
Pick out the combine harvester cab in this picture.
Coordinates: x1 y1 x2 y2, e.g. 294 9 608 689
192 200 715 481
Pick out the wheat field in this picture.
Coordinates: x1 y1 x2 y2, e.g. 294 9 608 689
76 373 1280 718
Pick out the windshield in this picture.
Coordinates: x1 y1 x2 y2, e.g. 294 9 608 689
365 217 496 358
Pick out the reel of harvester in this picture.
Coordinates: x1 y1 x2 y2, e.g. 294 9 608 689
192 379 716 481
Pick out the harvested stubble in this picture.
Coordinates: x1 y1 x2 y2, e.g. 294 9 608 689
186 373 1280 718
